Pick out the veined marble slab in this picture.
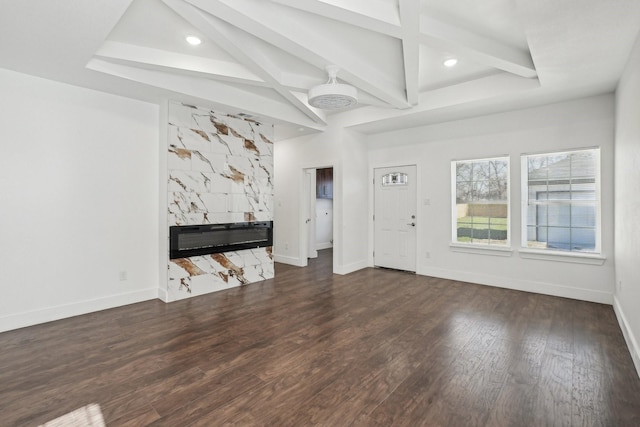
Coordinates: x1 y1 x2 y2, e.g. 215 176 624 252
167 247 274 301
165 102 274 301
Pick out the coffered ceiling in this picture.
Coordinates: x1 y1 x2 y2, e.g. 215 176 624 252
1 0 639 140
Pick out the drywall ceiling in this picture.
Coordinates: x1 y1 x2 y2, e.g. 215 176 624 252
1 0 639 140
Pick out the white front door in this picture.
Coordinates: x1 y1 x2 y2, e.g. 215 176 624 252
374 165 417 272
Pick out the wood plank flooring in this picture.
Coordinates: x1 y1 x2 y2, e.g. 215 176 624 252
1 249 639 426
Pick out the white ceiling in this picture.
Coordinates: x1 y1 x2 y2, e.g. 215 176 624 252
1 0 639 140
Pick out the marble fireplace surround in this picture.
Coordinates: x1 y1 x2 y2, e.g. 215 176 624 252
165 102 274 301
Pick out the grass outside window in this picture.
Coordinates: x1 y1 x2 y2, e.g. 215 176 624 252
456 215 508 245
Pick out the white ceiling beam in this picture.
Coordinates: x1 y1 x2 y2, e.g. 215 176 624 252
162 0 326 125
338 73 540 128
277 71 319 92
398 0 420 105
87 58 326 130
420 16 537 78
270 0 401 38
94 41 265 86
186 0 410 109
316 0 400 26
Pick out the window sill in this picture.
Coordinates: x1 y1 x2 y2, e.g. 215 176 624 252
518 248 606 265
449 243 513 257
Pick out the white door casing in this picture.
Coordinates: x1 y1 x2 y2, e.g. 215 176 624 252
374 165 417 272
305 170 317 259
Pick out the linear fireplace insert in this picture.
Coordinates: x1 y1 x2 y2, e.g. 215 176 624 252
170 221 273 259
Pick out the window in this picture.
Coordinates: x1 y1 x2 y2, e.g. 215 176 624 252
381 172 408 186
522 148 600 253
452 157 509 246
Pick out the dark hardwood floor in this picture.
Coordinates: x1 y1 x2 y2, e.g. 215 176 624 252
1 249 639 426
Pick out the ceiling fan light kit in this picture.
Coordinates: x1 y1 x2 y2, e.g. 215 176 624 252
308 65 358 109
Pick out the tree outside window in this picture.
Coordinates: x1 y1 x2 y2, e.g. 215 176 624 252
453 157 509 246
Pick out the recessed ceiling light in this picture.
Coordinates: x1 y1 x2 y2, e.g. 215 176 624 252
186 36 202 46
443 58 458 67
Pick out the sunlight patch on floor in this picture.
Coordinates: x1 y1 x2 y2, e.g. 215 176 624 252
39 403 105 427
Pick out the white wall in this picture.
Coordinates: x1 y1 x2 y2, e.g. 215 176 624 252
339 129 369 273
367 94 615 304
274 123 368 273
0 68 160 332
614 31 640 375
316 198 333 249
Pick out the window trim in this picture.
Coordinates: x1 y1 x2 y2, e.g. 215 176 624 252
451 155 511 248
450 242 514 257
520 148 602 255
518 248 606 265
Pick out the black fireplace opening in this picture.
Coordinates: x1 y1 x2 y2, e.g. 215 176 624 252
170 221 273 259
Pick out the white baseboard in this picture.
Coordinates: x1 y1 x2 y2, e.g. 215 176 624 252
157 286 169 303
334 259 368 275
273 254 307 267
274 252 366 275
613 296 640 379
0 288 159 333
417 266 613 304
316 242 333 250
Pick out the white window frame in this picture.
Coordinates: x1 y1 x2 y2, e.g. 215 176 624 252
520 148 602 260
451 156 511 252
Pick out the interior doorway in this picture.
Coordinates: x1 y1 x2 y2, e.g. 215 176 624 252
315 167 334 253
302 166 334 267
